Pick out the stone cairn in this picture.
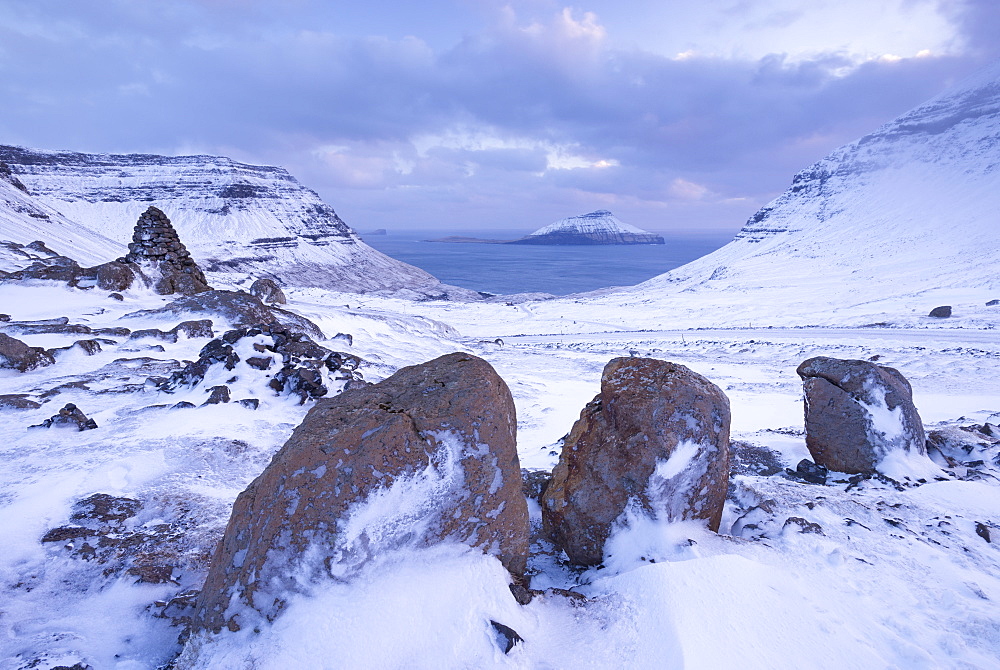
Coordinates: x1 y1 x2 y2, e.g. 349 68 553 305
123 206 211 294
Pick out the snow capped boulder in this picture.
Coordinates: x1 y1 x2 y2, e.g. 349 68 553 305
193 352 528 633
797 357 927 475
249 277 286 305
0 332 56 372
509 210 665 245
542 357 731 566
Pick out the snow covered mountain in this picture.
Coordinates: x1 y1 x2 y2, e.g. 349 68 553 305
510 210 665 245
0 146 475 298
608 61 1000 321
0 161 122 267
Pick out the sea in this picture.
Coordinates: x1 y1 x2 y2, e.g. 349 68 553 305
361 229 735 296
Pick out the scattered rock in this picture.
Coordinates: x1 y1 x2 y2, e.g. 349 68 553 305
785 459 828 485
730 441 785 476
783 517 824 535
29 403 98 431
987 299 999 307
250 277 287 304
109 292 124 301
797 357 926 475
172 401 196 410
124 206 211 295
237 398 260 409
976 522 991 543
193 352 529 633
0 332 56 372
490 620 523 654
0 313 9 321
93 260 137 292
71 493 142 524
49 339 103 357
128 328 177 343
928 305 952 318
542 357 731 566
203 385 231 405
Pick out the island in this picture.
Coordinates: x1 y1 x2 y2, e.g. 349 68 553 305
507 210 664 245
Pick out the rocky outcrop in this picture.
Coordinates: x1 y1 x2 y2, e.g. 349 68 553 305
249 278 286 304
542 357 731 566
928 306 952 318
124 206 211 295
797 357 926 474
193 352 528 633
29 403 98 431
0 332 56 372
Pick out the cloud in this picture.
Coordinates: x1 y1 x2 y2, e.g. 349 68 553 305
0 0 995 233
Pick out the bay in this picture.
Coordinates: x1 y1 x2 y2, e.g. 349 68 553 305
361 229 734 296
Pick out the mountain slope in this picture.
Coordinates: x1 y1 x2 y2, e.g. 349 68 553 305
0 147 475 297
614 60 1000 320
0 163 123 267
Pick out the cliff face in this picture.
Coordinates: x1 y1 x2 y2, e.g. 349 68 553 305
0 146 476 297
509 210 665 245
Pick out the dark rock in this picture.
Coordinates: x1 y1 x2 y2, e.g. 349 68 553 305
797 356 926 474
521 468 552 501
509 583 533 605
542 357 731 566
237 398 260 409
172 401 196 409
193 352 528 633
93 260 136 292
171 319 215 339
41 525 98 543
109 292 124 301
127 564 177 584
203 385 231 405
785 459 828 485
490 620 523 654
976 522 991 543
0 332 56 372
987 299 1000 307
91 326 130 337
7 322 92 335
0 313 9 321
49 339 102 357
0 394 42 410
928 306 952 318
246 356 273 370
29 403 98 431
783 517 824 535
250 277 287 304
128 328 177 343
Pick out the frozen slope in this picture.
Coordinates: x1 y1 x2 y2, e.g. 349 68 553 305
0 146 475 297
579 61 1000 326
0 165 123 267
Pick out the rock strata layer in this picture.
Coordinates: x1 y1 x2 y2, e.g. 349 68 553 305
193 352 528 633
542 357 731 566
797 356 926 474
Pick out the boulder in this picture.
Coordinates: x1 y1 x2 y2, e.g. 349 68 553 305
796 356 926 474
987 299 999 307
928 305 952 318
0 394 42 410
0 332 56 372
250 278 287 304
193 352 528 633
93 260 136 292
541 357 731 566
171 319 215 339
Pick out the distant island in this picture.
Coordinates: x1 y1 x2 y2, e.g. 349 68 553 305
428 210 665 245
360 228 387 236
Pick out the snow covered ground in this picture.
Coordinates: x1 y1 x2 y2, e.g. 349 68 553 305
1 270 998 669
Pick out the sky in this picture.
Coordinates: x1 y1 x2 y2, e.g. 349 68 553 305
1 0 998 234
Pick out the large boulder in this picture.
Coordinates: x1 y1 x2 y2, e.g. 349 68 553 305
542 357 731 567
93 260 138 292
0 332 56 372
796 356 926 474
249 277 287 305
193 352 528 633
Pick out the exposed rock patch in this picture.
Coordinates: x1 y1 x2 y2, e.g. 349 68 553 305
542 357 731 566
193 352 528 633
928 306 952 318
797 356 926 475
0 332 56 372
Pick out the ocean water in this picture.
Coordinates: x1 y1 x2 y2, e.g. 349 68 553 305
361 229 734 296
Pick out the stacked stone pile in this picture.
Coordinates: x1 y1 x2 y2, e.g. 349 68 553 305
123 206 211 295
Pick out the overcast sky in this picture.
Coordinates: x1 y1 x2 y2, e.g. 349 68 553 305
1 1 998 233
